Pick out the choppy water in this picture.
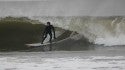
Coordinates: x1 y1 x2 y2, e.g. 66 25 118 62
0 46 125 70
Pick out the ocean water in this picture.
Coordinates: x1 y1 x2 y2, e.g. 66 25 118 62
0 1 125 70
0 46 125 70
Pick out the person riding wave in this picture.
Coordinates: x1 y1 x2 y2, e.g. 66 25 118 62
41 22 56 44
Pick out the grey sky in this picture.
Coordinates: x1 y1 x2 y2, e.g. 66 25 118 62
0 0 125 17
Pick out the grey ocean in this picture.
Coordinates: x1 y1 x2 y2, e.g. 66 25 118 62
0 0 125 69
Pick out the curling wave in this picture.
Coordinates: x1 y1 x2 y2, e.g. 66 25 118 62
31 16 125 46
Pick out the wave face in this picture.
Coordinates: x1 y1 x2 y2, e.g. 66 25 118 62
31 16 125 46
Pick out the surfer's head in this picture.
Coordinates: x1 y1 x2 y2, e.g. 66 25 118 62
47 22 51 26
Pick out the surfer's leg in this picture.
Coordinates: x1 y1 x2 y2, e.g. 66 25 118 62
49 33 52 43
41 33 47 44
48 33 52 51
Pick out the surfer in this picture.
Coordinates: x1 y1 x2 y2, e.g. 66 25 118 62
41 22 56 44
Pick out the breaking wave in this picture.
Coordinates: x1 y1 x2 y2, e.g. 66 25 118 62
30 16 125 46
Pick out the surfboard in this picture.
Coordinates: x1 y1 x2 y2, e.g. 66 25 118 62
26 42 56 47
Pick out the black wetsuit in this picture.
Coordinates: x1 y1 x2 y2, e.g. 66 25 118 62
41 25 55 43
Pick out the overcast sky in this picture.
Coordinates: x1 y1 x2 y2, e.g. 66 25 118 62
0 0 125 17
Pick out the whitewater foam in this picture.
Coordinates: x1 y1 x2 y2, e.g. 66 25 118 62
0 52 125 70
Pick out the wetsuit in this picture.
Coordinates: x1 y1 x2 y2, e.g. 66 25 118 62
41 25 55 43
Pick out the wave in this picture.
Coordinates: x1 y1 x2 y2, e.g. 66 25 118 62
30 16 125 46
